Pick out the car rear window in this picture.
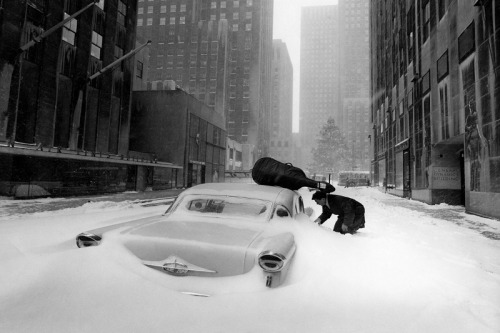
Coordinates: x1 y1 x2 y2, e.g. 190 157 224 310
175 194 272 221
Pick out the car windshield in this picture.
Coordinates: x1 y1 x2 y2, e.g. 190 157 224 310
175 194 273 221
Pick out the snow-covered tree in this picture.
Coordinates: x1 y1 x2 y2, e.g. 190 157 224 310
309 117 352 174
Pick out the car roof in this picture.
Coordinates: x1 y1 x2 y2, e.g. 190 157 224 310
180 183 295 202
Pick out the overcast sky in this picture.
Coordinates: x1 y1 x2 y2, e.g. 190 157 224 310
273 0 338 132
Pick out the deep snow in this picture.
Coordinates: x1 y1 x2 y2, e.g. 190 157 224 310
0 185 499 333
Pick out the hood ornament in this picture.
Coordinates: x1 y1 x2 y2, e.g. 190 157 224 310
143 255 217 276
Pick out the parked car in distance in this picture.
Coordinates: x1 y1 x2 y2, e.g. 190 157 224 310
76 183 311 296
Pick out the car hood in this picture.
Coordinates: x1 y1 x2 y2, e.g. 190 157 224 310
111 215 269 277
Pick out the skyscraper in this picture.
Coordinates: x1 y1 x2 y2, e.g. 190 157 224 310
338 0 370 171
370 0 500 219
135 0 274 170
299 5 340 170
269 40 293 163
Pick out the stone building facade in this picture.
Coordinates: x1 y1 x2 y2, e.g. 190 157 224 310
370 0 500 219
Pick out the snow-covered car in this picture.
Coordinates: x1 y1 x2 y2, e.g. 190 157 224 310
76 183 310 293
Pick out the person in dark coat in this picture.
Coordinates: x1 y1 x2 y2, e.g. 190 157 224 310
312 191 365 234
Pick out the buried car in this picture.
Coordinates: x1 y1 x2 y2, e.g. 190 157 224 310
76 183 311 292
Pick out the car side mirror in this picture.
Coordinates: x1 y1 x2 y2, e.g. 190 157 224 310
276 208 289 217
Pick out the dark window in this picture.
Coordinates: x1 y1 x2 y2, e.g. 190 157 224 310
117 1 127 26
421 70 430 94
437 50 448 82
437 0 446 20
422 0 430 42
136 61 143 78
458 22 475 62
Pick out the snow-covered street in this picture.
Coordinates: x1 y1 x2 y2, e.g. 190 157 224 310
0 185 499 333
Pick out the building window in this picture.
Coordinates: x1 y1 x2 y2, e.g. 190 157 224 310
422 1 430 42
246 11 252 19
210 14 216 20
160 17 166 25
180 4 186 12
221 1 226 8
136 60 144 78
62 13 77 45
247 0 252 6
147 6 153 13
437 50 448 82
170 5 176 12
458 22 475 62
438 81 450 140
137 18 143 26
170 17 175 24
91 31 103 59
421 70 430 94
245 23 252 31
117 1 127 26
211 1 216 9
233 12 239 19
160 5 166 13
114 46 123 59
147 18 153 25
233 24 238 31
138 7 143 14
437 0 447 20
234 1 239 7
180 16 185 24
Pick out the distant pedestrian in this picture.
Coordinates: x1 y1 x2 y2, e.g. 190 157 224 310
312 191 365 234
344 178 349 188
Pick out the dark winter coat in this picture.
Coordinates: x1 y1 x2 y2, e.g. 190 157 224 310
317 194 365 229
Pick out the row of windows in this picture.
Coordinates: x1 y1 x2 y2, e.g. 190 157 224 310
138 18 251 31
137 16 185 26
138 4 186 14
209 11 252 20
210 0 253 9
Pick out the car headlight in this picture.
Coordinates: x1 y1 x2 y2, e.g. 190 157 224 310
258 251 286 272
76 233 102 248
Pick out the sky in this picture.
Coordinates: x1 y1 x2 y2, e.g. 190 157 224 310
1 184 499 332
273 0 339 132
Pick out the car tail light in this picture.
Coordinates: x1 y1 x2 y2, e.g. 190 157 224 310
258 251 286 272
76 233 102 248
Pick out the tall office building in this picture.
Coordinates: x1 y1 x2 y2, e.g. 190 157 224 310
338 0 370 171
370 1 500 219
0 0 182 198
269 40 293 163
299 5 340 170
136 0 274 170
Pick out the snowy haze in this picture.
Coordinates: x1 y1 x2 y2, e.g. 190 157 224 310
273 0 338 133
0 186 499 332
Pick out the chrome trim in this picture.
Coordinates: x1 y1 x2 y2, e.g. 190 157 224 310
76 232 102 248
143 255 217 276
258 251 286 272
266 275 273 287
181 291 211 297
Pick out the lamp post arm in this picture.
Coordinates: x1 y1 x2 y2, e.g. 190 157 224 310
88 40 152 81
19 0 99 53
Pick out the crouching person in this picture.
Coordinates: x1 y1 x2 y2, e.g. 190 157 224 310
312 191 365 234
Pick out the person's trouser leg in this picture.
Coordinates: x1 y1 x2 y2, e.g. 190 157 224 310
350 206 366 232
333 219 344 234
